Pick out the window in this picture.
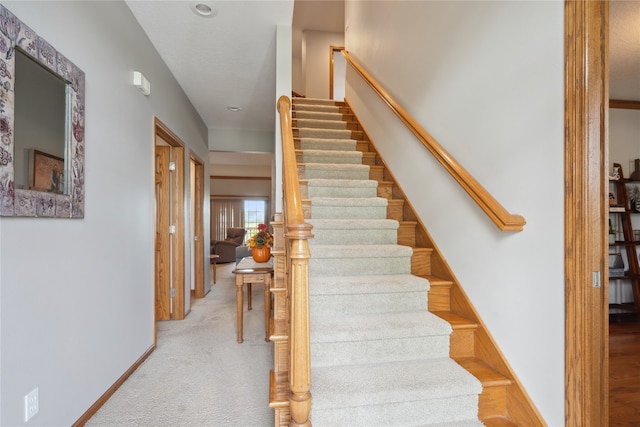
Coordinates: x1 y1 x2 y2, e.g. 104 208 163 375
210 198 268 243
244 200 267 241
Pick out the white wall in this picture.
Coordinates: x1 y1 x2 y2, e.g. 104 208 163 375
275 25 292 213
610 108 640 177
302 30 344 99
210 178 271 198
209 128 274 153
345 1 564 425
0 1 209 425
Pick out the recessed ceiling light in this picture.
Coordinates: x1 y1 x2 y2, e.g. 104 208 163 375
191 2 217 18
227 106 242 112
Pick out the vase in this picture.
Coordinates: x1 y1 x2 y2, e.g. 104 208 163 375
252 246 271 263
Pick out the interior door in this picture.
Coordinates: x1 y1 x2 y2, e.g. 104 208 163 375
190 154 206 298
155 145 171 320
154 119 186 321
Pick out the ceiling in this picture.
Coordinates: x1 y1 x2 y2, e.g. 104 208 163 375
610 1 640 101
125 0 344 174
125 1 638 172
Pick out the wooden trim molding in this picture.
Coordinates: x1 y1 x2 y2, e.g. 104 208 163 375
343 51 526 232
278 96 313 425
154 117 186 321
564 1 609 426
609 99 640 110
72 344 156 426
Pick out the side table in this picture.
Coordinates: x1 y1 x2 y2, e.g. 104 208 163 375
232 257 273 343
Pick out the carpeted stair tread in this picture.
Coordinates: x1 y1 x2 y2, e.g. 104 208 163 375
307 197 388 208
295 111 344 121
295 118 347 130
309 245 412 275
297 127 352 139
308 219 399 245
306 178 377 188
293 97 339 106
311 318 451 366
299 149 363 164
310 244 412 258
306 185 378 199
308 218 399 230
311 310 451 343
311 395 482 427
302 164 370 180
303 197 387 219
309 274 430 295
293 103 340 113
309 275 429 314
299 137 357 151
416 421 485 427
312 357 482 409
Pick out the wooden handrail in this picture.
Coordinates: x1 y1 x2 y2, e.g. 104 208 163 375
277 95 313 426
343 51 526 232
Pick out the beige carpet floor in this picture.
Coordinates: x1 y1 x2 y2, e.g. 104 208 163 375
86 262 274 427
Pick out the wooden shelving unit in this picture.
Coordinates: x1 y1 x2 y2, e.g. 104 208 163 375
609 163 640 319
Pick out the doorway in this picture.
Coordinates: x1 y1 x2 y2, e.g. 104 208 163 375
190 153 206 299
329 45 345 101
564 1 608 426
154 118 186 321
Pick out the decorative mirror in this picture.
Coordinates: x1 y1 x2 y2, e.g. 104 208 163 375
0 4 85 217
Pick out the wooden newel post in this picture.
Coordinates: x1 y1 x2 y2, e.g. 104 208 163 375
288 222 313 427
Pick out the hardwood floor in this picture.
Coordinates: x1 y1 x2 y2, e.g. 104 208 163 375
609 317 640 426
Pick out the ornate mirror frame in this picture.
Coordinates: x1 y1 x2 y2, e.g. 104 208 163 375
0 4 85 218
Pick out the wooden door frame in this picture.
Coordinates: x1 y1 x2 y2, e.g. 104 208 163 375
329 45 345 100
154 117 186 320
190 152 206 299
565 1 609 425
154 144 172 323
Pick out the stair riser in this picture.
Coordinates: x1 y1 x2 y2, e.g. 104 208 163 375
294 111 344 120
301 168 370 180
310 290 427 315
309 228 398 245
311 334 450 367
293 105 340 113
294 119 347 130
297 128 353 139
294 105 351 114
307 205 387 220
309 256 411 276
293 98 341 106
298 140 356 151
311 394 481 427
299 152 362 165
307 186 378 199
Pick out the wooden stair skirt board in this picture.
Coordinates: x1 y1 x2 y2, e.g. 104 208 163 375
269 97 544 426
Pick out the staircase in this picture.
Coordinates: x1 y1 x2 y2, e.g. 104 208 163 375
269 97 542 426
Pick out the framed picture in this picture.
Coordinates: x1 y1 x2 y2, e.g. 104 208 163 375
627 183 640 212
32 150 64 194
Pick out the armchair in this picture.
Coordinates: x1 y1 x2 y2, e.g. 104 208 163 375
211 228 246 263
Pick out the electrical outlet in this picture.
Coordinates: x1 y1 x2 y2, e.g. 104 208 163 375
24 388 39 422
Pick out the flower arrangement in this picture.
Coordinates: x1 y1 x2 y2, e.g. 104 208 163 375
248 223 273 249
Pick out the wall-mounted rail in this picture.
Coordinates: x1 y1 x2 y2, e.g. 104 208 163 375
343 51 526 232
